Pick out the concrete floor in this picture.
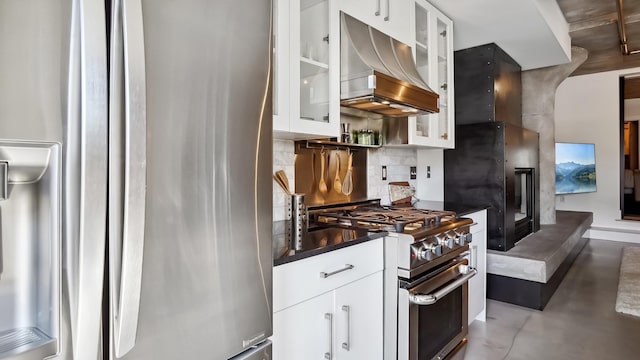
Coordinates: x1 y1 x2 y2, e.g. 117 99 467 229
464 239 640 360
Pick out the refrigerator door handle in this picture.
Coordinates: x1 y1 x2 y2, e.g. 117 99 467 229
70 0 109 358
109 0 147 357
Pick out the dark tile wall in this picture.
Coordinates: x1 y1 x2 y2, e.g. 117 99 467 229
454 43 522 127
446 43 539 252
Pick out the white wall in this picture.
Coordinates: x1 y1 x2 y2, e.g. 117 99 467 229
555 66 640 232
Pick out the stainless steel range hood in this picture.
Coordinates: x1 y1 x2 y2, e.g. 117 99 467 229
340 13 439 117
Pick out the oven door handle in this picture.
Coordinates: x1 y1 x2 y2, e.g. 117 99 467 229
408 267 477 306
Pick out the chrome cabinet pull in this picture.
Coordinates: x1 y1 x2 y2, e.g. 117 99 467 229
375 0 381 16
324 313 333 359
0 162 7 201
409 267 478 305
320 264 354 278
341 305 350 351
384 0 390 21
470 245 478 270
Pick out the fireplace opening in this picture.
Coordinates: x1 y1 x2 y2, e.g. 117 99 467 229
514 168 535 243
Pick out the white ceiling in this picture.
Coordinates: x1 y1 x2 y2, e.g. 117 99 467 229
428 0 572 70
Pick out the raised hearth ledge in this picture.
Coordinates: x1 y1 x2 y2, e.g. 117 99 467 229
486 211 592 310
487 211 593 283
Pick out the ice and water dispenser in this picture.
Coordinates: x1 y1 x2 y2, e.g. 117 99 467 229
0 141 60 359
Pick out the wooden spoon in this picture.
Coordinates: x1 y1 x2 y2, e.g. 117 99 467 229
342 152 353 195
333 153 342 193
273 174 291 195
319 150 328 194
274 170 291 194
309 151 324 204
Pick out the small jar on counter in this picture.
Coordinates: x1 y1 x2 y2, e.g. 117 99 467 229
357 130 365 145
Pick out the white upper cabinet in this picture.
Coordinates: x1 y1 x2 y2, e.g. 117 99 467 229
336 0 412 45
273 0 454 146
409 0 455 148
273 0 290 133
274 0 340 139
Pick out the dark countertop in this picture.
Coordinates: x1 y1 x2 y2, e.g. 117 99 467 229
272 201 488 266
273 226 387 266
412 200 490 216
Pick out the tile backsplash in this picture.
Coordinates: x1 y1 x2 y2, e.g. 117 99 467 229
367 147 417 205
272 140 418 251
273 139 295 222
272 140 418 220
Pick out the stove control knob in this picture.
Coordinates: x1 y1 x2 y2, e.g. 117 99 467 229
419 243 443 261
453 231 472 246
437 234 455 249
432 243 443 256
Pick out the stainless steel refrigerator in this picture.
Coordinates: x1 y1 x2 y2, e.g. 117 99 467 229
0 0 273 359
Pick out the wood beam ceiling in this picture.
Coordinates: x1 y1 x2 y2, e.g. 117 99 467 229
557 0 640 76
624 77 640 99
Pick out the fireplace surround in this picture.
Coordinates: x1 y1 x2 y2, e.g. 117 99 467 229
444 43 540 252
444 122 540 251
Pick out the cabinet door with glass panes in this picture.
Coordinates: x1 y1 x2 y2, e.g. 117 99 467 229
289 0 340 138
409 1 454 148
273 0 290 134
274 0 339 139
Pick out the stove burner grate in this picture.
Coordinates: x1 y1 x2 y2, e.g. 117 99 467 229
313 206 457 233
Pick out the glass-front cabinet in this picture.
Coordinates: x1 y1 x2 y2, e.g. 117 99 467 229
272 0 290 132
298 0 330 124
274 0 453 145
274 0 339 139
409 1 454 148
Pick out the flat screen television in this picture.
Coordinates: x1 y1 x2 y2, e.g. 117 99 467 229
555 142 597 194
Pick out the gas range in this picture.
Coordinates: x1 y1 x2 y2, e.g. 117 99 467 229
308 199 458 231
308 199 475 359
307 199 473 278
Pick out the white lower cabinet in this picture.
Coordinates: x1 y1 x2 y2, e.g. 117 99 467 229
273 291 334 359
334 271 383 360
467 209 487 324
272 239 384 360
273 271 383 360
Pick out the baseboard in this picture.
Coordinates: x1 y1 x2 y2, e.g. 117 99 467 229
587 228 640 244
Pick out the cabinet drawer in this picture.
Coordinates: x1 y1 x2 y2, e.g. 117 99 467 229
273 238 383 312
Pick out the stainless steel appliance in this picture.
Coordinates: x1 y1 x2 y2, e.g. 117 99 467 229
395 240 474 360
340 13 439 116
308 200 476 360
0 0 272 359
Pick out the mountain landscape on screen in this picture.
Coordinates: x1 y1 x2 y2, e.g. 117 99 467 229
555 143 596 194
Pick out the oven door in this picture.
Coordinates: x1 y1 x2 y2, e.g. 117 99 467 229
398 258 477 360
